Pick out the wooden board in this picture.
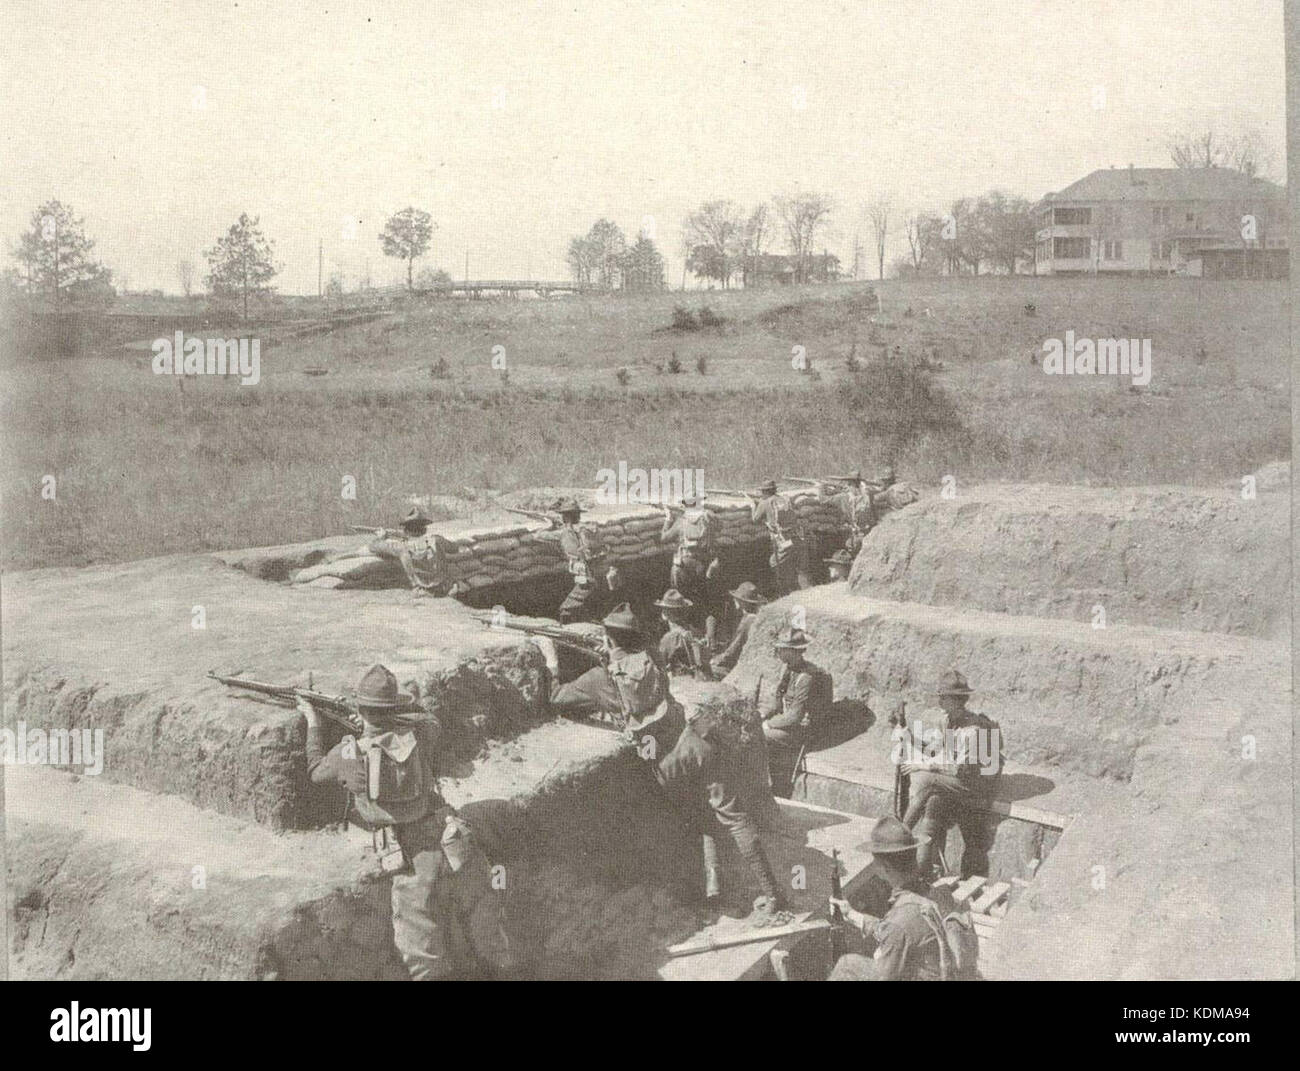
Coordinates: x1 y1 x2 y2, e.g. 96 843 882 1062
970 881 1011 914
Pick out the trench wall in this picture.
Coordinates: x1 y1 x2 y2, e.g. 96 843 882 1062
4 642 550 831
851 485 1289 638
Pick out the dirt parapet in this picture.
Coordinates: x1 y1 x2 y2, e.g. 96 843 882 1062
851 484 1289 638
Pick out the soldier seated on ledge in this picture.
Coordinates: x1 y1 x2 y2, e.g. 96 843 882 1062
759 627 833 748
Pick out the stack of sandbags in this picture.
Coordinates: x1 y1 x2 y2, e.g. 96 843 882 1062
289 490 850 591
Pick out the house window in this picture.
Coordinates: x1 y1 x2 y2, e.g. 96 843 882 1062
1054 236 1090 259
1152 206 1172 227
1102 240 1123 260
1054 207 1092 225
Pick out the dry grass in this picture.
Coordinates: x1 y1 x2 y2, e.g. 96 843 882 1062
1 277 1288 570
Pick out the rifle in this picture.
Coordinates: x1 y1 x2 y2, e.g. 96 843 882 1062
349 523 390 536
704 487 753 498
781 475 822 485
891 700 911 819
503 506 553 524
476 614 607 663
828 848 847 961
208 670 364 735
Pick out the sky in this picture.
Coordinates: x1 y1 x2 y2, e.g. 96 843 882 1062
0 0 1289 293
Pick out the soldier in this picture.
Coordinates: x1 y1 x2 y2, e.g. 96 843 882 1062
655 588 708 677
901 670 1003 879
817 471 877 558
659 492 721 639
826 815 979 981
300 664 512 980
552 605 788 921
746 479 810 594
759 627 834 748
709 580 766 677
368 507 465 598
537 497 621 624
824 548 853 582
867 464 920 521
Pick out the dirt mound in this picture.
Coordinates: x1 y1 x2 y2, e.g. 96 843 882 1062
2 555 549 829
851 483 1289 638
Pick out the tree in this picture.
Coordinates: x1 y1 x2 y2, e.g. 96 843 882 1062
415 266 452 289
324 270 345 298
773 192 834 282
177 258 196 297
585 219 627 288
1168 129 1275 178
902 210 942 275
379 207 435 291
866 196 891 280
975 191 1037 274
621 235 666 291
12 200 111 311
682 200 744 288
205 213 279 320
566 235 598 285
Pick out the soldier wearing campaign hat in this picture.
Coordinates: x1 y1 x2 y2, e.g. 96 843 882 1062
367 506 465 599
300 664 512 979
759 627 833 747
537 497 621 624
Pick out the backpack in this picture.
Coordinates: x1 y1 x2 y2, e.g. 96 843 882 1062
609 650 670 724
897 891 980 980
348 727 437 827
679 508 713 550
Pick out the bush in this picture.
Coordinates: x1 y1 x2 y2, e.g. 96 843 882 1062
671 306 698 330
430 356 450 378
615 367 631 386
667 351 683 374
836 357 968 443
698 305 724 329
695 354 709 375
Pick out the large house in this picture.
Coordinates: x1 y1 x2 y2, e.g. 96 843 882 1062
741 252 841 287
1035 166 1289 278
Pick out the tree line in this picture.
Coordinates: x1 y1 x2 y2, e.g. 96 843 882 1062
4 124 1279 311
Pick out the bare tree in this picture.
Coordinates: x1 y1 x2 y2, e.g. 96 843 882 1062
773 192 834 282
902 210 941 274
1168 129 1274 178
682 200 744 288
177 258 195 297
867 196 891 280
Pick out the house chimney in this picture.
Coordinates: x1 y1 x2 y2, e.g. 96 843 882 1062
1128 163 1135 183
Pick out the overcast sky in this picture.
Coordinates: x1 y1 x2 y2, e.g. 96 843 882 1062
1 0 1288 293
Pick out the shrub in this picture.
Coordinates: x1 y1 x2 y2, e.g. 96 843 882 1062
430 356 450 378
671 306 698 330
695 354 709 375
615 367 631 386
698 305 724 329
667 351 684 374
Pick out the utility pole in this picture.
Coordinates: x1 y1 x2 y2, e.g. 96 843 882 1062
464 251 469 283
318 239 323 297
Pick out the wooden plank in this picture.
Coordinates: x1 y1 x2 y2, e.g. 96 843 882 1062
667 919 831 957
990 899 1010 918
970 881 1011 914
931 875 961 890
951 877 985 903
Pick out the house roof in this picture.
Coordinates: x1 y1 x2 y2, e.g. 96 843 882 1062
1042 167 1285 204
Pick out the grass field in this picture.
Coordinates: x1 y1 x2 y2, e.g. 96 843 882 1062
1 276 1289 570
